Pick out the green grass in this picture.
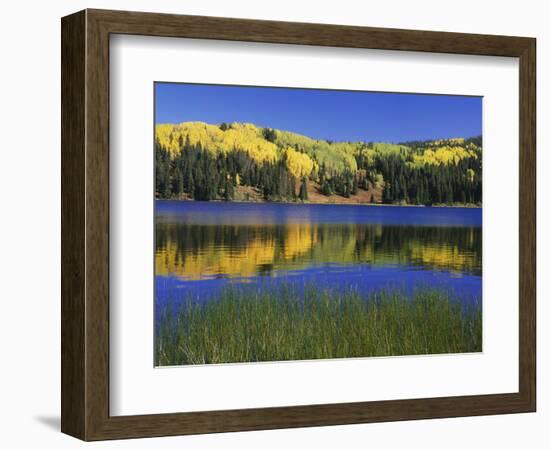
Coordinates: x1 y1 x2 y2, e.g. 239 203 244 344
155 285 481 366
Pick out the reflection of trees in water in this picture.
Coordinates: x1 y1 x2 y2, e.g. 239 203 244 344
155 222 482 279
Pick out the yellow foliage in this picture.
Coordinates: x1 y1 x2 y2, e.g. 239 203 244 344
155 122 480 176
284 147 314 179
432 138 465 146
275 130 358 172
413 146 478 166
155 122 278 164
364 149 377 166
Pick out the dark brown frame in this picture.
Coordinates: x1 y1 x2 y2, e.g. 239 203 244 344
61 8 536 441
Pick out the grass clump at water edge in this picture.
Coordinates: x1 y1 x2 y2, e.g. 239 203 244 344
154 284 481 366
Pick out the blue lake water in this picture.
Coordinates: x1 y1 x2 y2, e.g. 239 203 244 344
155 201 482 307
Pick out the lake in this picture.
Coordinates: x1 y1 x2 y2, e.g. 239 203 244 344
155 201 482 308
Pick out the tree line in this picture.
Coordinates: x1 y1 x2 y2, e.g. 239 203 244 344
156 130 482 205
156 137 308 202
362 152 482 205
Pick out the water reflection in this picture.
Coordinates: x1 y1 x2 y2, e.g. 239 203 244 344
155 202 482 282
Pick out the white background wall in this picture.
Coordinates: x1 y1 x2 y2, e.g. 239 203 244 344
0 0 547 448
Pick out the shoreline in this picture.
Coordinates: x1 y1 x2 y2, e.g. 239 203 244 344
155 198 482 209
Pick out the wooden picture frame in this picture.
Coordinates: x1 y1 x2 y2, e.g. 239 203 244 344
61 8 536 441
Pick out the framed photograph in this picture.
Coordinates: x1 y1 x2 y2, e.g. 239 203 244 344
61 9 536 440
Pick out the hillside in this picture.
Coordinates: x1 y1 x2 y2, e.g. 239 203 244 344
155 121 482 206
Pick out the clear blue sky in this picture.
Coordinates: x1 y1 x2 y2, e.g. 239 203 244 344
155 82 482 143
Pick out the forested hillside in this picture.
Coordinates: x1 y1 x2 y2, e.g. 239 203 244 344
155 122 482 206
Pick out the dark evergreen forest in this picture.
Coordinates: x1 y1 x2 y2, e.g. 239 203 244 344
155 130 482 205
